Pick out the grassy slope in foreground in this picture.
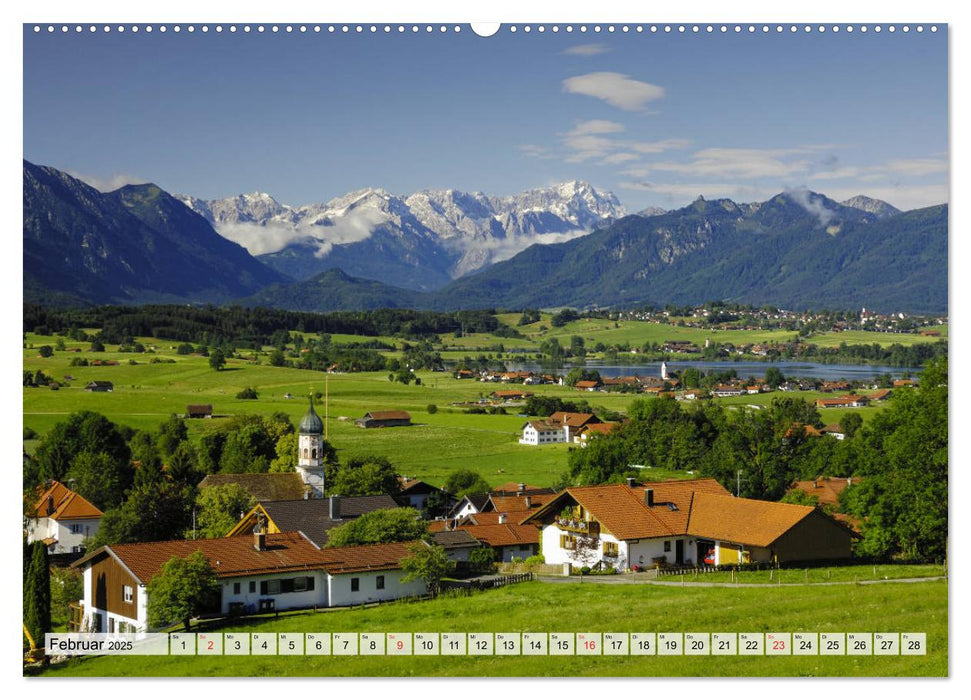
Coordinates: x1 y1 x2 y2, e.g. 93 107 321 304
38 579 946 677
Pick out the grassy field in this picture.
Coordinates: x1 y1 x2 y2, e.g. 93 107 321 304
33 578 947 677
22 332 898 489
656 564 946 585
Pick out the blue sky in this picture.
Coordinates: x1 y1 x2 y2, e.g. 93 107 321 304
23 24 948 211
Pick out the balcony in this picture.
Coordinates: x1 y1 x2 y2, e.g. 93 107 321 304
554 517 600 536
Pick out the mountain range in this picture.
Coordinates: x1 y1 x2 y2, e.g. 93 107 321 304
22 161 947 313
176 181 625 290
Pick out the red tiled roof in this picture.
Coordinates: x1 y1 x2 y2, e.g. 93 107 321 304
579 423 619 437
31 481 103 521
315 540 421 574
365 411 412 421
492 482 545 494
76 532 326 584
574 381 600 389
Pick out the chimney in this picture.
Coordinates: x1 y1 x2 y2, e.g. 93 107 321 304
518 482 526 493
329 495 340 519
812 480 818 489
525 496 532 508
46 495 54 515
254 531 266 551
847 477 852 487
626 477 636 488
644 488 654 507
498 512 507 524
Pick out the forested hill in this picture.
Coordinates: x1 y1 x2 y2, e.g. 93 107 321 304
435 195 948 314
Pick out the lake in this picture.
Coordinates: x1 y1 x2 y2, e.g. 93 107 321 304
505 360 920 382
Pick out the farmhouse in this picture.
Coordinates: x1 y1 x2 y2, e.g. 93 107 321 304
198 473 309 502
398 477 451 513
522 478 857 572
26 481 102 556
448 493 492 519
355 410 412 429
814 395 869 409
519 412 603 445
576 422 620 445
72 533 429 632
519 419 565 445
226 494 404 547
185 404 213 419
574 380 602 392
711 385 745 397
85 381 113 392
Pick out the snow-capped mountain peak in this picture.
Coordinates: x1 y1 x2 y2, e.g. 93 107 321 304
177 181 627 287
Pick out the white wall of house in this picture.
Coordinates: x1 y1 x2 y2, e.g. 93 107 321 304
628 537 693 568
519 424 565 445
542 525 696 571
27 517 100 554
454 501 479 518
327 569 427 607
220 571 328 614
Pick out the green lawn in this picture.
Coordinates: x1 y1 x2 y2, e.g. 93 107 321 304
33 579 947 677
657 564 947 585
22 333 901 488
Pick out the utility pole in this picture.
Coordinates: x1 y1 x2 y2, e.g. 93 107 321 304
325 374 329 441
736 469 743 497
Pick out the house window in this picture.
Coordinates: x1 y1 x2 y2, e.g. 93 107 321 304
376 575 385 590
560 534 576 550
603 541 619 557
70 523 83 534
664 541 671 552
109 617 115 633
123 585 133 603
294 577 308 592
249 581 256 593
267 579 281 595
351 578 360 592
233 582 241 595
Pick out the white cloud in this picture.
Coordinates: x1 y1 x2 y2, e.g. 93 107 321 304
68 170 148 192
811 157 948 181
631 138 693 154
618 180 767 201
602 153 640 165
562 72 665 111
644 147 817 179
562 43 611 56
785 188 836 227
213 207 388 257
518 144 555 160
557 120 689 164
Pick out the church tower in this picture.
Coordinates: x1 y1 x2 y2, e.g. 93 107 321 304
660 361 669 381
297 396 326 498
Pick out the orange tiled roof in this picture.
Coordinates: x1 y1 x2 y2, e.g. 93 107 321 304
523 479 730 541
549 412 599 427
579 422 619 436
491 493 558 513
686 492 815 547
790 477 861 506
31 481 103 521
459 524 540 547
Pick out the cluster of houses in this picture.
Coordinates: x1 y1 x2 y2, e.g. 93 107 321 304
24 397 861 636
456 369 562 385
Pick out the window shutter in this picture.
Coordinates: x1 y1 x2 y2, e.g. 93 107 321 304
260 581 268 595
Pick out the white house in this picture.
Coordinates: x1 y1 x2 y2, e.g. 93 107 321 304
523 478 857 572
519 420 566 445
72 533 428 632
26 481 103 555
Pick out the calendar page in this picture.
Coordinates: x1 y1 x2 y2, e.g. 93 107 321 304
19 0 950 688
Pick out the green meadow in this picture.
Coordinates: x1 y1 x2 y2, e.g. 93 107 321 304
22 332 898 489
34 579 947 677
